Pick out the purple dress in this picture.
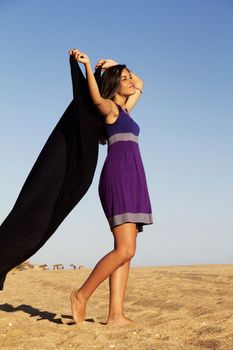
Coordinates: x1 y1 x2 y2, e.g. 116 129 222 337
98 103 153 232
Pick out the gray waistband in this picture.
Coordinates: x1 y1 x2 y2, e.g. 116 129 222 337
108 133 138 146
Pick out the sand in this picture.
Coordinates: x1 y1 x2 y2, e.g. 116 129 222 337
0 265 233 349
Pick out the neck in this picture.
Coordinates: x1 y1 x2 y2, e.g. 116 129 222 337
113 95 127 106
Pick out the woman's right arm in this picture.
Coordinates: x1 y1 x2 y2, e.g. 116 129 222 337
69 49 113 117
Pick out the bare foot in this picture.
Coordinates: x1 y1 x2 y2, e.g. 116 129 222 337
106 316 135 327
70 289 87 323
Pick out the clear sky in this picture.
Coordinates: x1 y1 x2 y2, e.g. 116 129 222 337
0 0 232 268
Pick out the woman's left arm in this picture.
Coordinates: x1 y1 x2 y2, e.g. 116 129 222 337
125 70 144 112
95 59 143 90
96 59 144 112
130 71 144 93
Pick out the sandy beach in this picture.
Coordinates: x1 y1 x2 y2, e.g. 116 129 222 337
0 264 233 349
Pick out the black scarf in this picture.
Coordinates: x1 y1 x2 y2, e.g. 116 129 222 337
0 56 103 290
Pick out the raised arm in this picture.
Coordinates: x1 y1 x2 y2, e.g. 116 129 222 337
96 58 144 112
68 49 113 117
124 70 144 112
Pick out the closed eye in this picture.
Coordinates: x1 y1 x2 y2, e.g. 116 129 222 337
121 75 132 81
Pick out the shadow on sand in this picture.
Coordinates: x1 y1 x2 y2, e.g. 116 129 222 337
0 303 96 325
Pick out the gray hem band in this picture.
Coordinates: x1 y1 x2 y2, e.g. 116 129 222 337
109 212 153 228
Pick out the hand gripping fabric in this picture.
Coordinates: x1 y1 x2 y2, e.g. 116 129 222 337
0 56 103 290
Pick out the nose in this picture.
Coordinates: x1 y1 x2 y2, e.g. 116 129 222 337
128 77 134 84
129 80 135 87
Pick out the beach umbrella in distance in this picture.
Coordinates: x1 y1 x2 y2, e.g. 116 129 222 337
70 264 76 270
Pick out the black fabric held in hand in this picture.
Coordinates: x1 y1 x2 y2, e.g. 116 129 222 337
0 56 103 290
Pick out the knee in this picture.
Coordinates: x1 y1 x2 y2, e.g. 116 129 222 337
117 248 136 263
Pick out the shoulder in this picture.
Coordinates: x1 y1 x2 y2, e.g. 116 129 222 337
104 100 120 124
94 98 119 120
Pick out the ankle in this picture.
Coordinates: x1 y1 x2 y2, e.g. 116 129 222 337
108 312 125 320
76 288 88 303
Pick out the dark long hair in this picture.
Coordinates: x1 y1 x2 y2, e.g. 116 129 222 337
95 64 129 144
100 64 129 99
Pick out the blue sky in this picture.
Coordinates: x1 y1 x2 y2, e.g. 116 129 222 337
0 0 232 268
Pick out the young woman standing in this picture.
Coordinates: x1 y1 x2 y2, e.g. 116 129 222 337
69 49 153 326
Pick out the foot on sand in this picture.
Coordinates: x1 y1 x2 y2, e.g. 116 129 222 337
106 316 135 327
70 289 87 323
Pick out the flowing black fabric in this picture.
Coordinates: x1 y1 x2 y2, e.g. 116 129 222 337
0 56 103 290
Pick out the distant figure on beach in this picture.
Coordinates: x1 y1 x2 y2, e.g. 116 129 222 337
69 49 153 326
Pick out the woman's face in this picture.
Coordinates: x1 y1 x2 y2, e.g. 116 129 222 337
117 68 136 96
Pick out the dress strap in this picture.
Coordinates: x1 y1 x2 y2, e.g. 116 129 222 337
113 102 121 110
113 102 129 114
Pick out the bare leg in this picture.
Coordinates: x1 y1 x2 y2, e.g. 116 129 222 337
106 260 133 326
70 223 137 323
106 225 138 326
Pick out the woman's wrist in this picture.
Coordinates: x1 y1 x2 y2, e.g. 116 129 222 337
135 87 143 94
95 59 119 70
84 60 91 67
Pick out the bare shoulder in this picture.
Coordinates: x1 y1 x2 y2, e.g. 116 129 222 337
104 100 120 125
95 98 119 122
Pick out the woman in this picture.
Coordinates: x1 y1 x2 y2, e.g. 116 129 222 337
69 49 153 326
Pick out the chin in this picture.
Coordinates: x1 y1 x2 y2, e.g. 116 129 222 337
129 90 136 96
125 88 136 96
122 90 136 97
